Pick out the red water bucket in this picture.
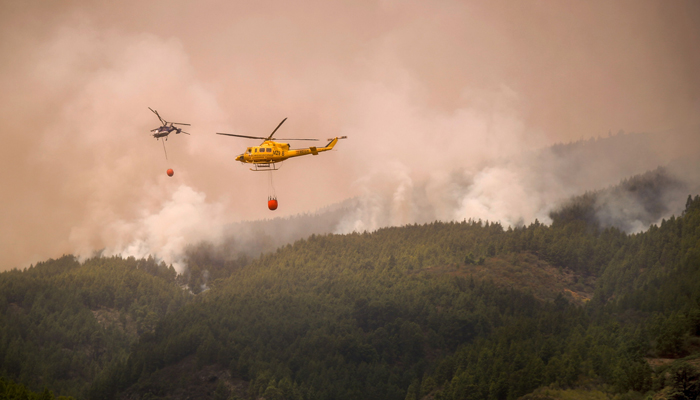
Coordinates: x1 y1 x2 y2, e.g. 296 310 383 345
268 198 278 211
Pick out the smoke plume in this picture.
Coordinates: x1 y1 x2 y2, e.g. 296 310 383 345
1 1 700 270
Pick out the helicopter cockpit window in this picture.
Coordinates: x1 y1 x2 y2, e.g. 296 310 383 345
246 148 251 154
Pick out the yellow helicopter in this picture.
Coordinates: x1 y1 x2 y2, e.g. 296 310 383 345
216 118 347 171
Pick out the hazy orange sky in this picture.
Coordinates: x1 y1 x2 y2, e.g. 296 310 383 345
1 0 699 270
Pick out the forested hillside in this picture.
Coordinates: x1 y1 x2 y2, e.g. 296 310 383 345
0 257 187 398
1 172 699 399
105 195 699 400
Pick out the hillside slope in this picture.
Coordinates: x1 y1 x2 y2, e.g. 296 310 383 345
0 256 188 398
98 195 700 399
1 171 699 400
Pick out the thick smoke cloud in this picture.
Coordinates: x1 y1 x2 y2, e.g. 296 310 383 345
334 129 700 235
1 1 700 270
77 185 227 272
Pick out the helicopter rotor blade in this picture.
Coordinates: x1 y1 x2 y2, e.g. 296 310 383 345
181 131 191 135
149 107 165 125
171 122 191 126
216 119 314 141
216 133 268 140
266 118 287 140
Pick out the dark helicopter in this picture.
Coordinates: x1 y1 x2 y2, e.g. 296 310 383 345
149 107 190 140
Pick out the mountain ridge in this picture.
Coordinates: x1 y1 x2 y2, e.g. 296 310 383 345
1 164 699 399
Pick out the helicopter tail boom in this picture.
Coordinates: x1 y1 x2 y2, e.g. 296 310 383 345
285 136 346 158
322 136 347 151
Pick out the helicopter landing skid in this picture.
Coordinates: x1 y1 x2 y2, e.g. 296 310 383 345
250 163 281 172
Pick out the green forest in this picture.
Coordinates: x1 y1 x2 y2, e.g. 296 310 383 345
1 170 700 400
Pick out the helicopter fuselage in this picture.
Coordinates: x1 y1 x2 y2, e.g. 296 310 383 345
151 125 182 139
148 108 189 140
235 137 344 164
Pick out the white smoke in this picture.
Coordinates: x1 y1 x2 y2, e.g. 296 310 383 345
27 23 700 270
26 21 233 271
4 5 700 272
333 81 553 233
333 127 700 235
454 165 552 227
100 185 226 272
